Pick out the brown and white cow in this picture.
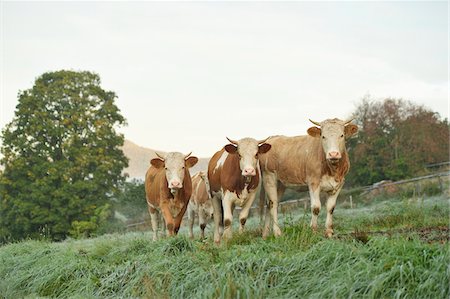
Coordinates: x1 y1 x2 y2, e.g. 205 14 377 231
145 152 198 240
187 171 214 239
208 137 272 243
259 118 358 238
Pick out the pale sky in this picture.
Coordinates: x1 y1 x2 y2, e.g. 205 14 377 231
1 1 448 157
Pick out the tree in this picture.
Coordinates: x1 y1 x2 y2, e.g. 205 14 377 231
346 96 449 186
0 70 128 242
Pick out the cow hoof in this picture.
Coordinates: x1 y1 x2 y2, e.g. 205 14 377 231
325 229 334 238
274 227 282 237
223 227 233 240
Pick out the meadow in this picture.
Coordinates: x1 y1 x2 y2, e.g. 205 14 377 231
1 194 449 298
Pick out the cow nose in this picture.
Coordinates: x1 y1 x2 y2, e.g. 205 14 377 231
328 151 341 159
243 167 256 176
170 181 181 188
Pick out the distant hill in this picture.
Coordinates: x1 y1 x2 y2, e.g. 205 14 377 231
121 140 209 180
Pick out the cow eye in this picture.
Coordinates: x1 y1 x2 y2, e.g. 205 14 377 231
164 167 168 170
322 135 325 139
340 134 344 138
182 166 185 169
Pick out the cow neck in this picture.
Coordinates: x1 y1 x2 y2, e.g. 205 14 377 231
222 153 259 197
322 150 350 180
308 137 349 180
162 169 192 201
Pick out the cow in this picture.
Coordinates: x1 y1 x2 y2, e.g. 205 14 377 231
259 118 358 238
187 171 214 239
145 152 198 240
208 137 272 243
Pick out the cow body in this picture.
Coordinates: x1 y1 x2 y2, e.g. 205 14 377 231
187 171 214 239
208 137 271 243
259 118 358 238
145 152 198 240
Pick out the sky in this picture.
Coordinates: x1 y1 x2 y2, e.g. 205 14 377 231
1 1 448 157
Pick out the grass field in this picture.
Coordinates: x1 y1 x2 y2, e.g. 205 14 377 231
1 195 449 298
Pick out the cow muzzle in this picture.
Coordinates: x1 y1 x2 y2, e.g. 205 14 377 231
169 180 182 190
242 167 256 177
327 151 341 164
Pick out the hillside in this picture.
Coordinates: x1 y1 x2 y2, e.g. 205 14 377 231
121 140 210 180
0 195 448 298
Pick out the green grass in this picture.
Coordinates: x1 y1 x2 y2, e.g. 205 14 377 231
1 195 449 298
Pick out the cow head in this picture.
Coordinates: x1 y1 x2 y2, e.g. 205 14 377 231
224 137 272 178
307 118 358 164
151 152 198 194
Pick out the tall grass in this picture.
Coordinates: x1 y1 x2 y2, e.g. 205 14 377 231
1 196 449 298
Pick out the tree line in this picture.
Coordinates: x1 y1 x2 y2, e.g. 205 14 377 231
0 71 448 242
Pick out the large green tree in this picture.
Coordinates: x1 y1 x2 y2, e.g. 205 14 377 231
347 96 449 186
0 70 128 242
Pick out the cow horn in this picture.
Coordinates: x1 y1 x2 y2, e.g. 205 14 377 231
344 118 355 125
184 151 192 159
258 137 270 144
226 137 238 145
155 151 165 160
309 119 321 126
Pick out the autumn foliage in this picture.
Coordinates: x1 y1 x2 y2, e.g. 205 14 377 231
346 97 449 186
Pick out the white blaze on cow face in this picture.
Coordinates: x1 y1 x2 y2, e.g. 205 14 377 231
307 118 358 164
224 137 272 177
150 152 198 194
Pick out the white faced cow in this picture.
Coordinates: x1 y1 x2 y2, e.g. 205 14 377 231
208 137 271 243
145 152 198 240
259 118 358 238
187 171 214 239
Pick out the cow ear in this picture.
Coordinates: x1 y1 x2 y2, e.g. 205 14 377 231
224 144 237 154
258 143 271 154
150 158 165 169
345 124 358 137
185 156 198 168
307 126 321 137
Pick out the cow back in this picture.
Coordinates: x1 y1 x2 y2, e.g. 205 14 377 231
191 174 209 205
260 135 349 186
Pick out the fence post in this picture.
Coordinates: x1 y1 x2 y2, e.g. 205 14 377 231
350 195 353 209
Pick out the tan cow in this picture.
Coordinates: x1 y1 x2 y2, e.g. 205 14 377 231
187 171 214 239
145 152 198 240
259 118 358 238
208 137 271 243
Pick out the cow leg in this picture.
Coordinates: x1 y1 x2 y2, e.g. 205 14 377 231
263 198 272 238
211 192 223 244
173 202 189 235
263 172 282 238
309 185 321 231
198 206 207 239
258 184 266 226
188 205 195 239
160 206 175 236
239 191 257 233
325 187 342 238
222 192 235 240
148 206 159 241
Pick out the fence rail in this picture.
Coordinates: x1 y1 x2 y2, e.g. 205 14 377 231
125 171 449 229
